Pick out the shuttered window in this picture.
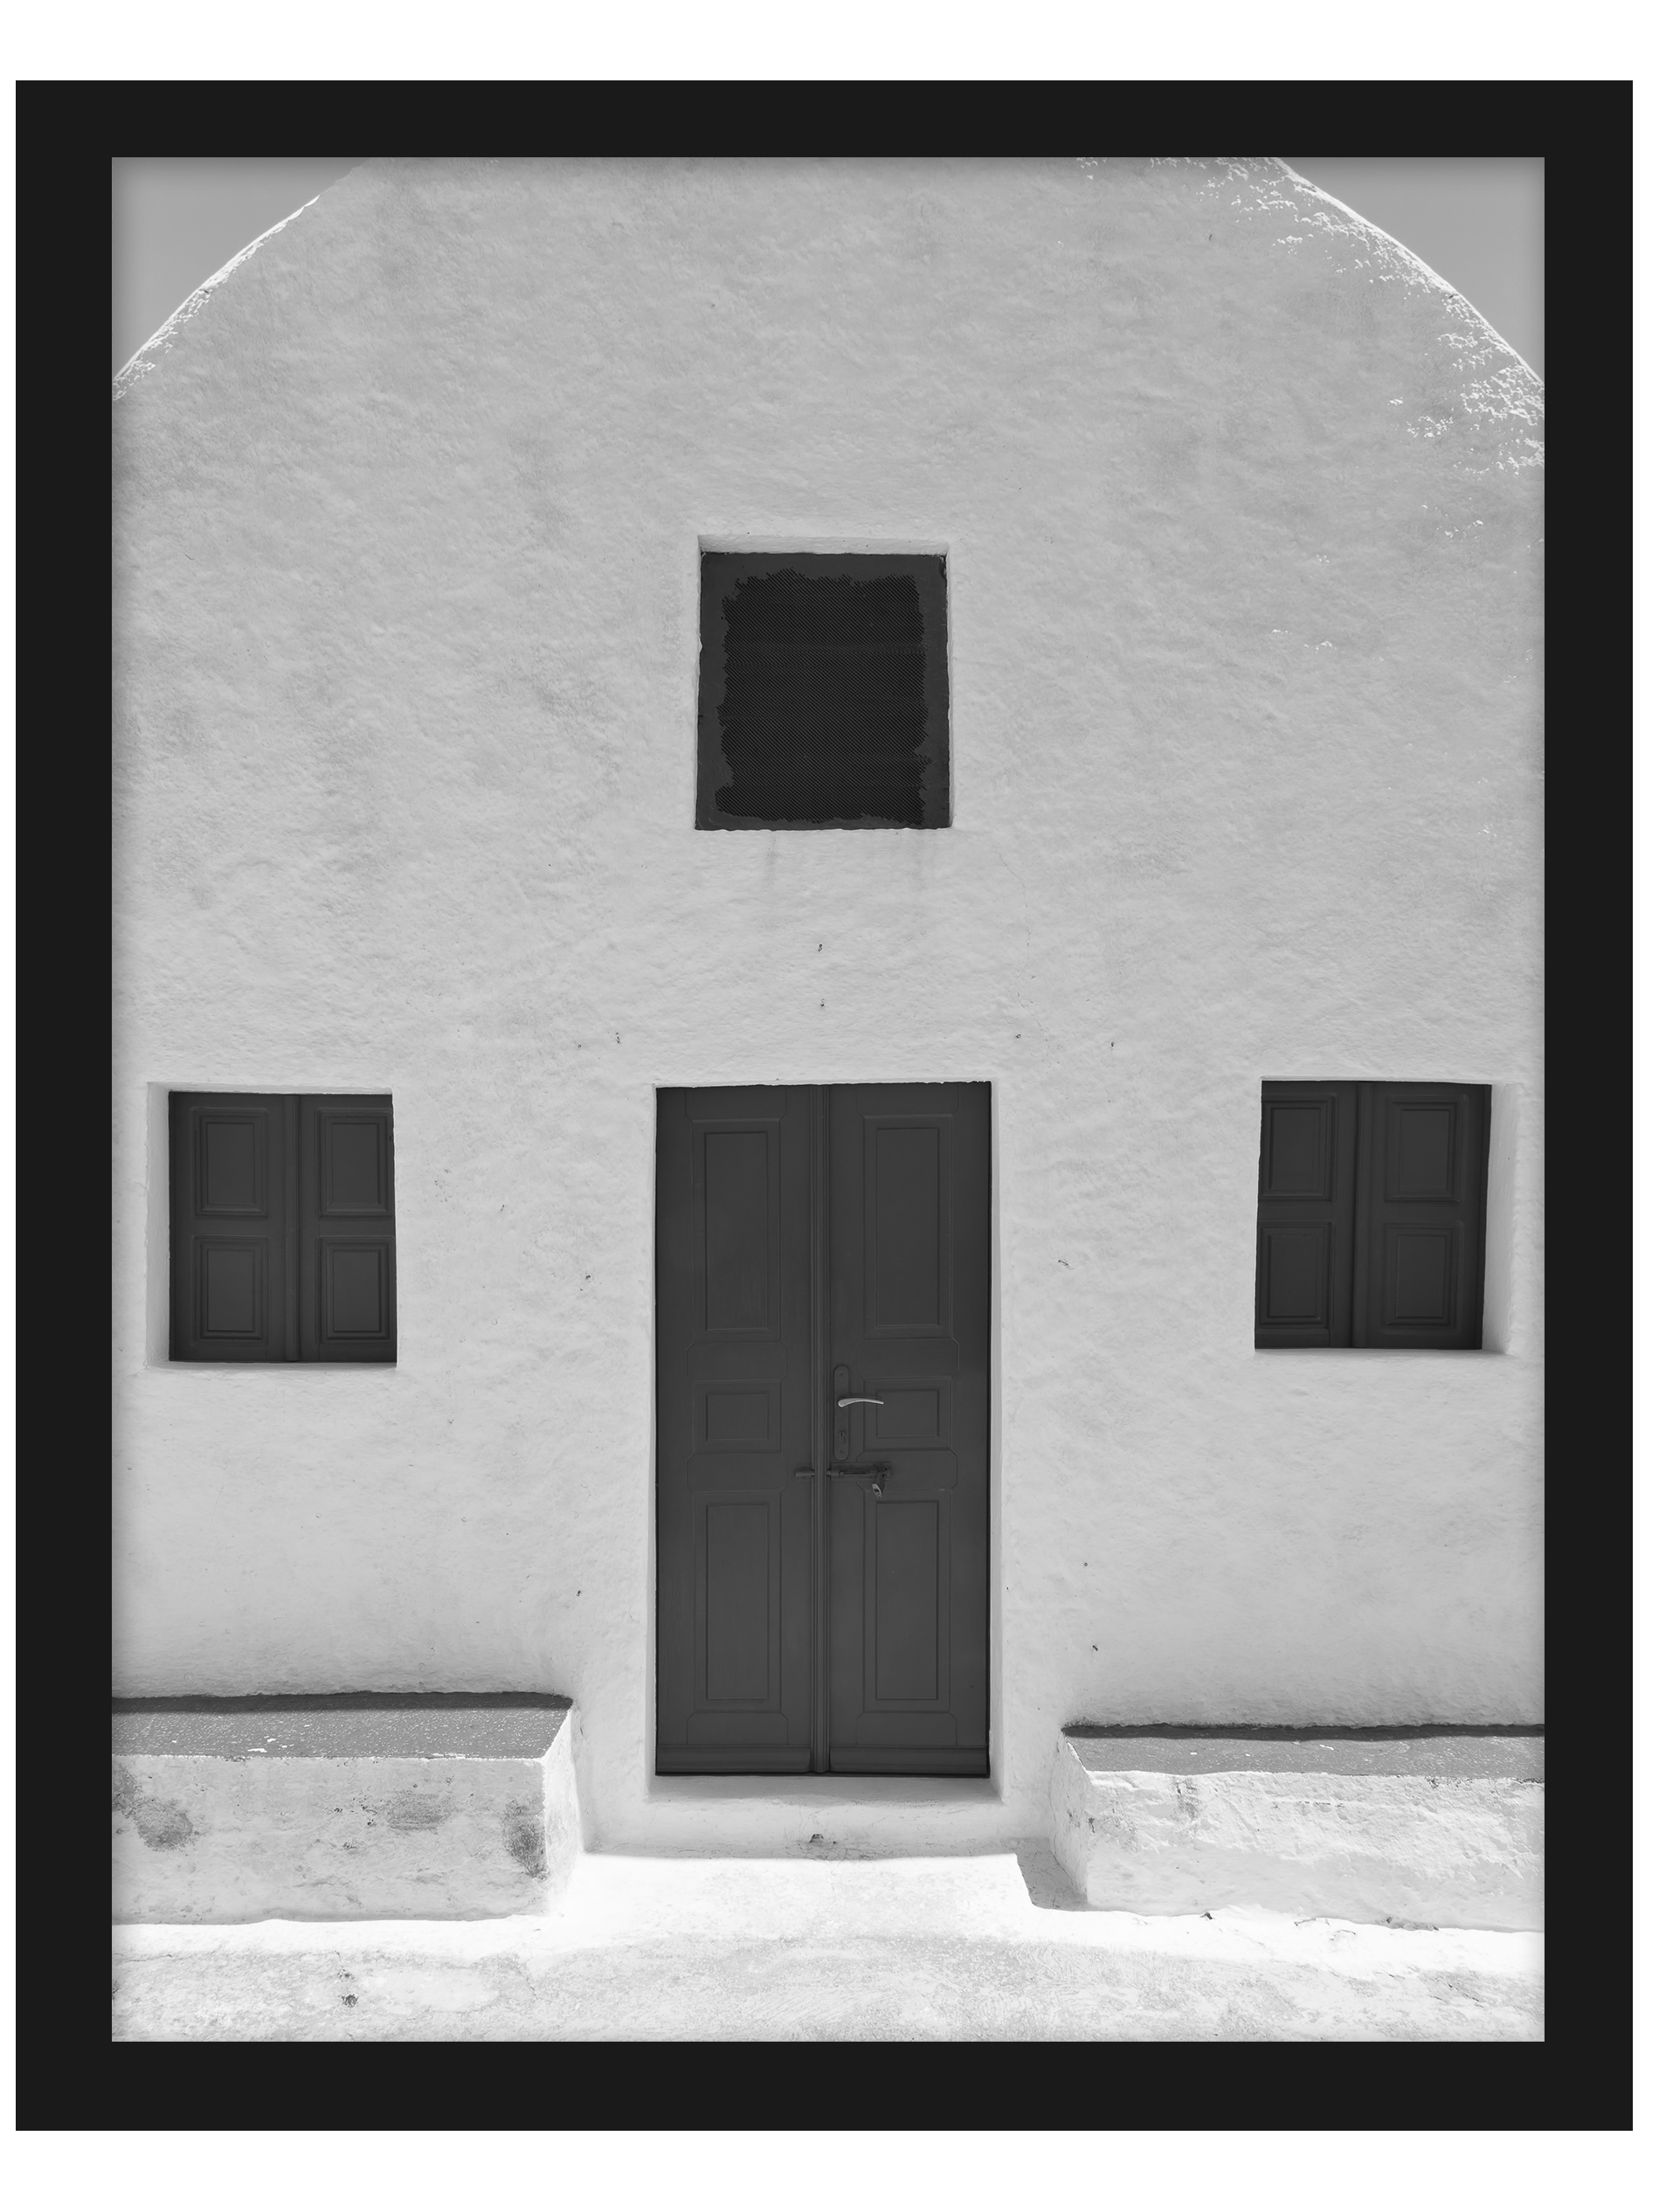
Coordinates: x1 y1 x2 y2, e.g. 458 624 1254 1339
1255 1082 1490 1349
169 1094 396 1362
696 552 950 829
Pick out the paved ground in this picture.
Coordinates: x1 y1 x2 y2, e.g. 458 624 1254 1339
111 1847 1544 2042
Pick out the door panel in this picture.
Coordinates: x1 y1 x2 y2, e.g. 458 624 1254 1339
826 1083 989 1775
872 1495 944 1700
656 1088 814 1773
657 1081 988 1776
868 1121 950 1332
699 1493 777 1701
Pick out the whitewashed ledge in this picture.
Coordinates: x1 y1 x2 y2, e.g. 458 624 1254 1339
112 1695 581 1923
1051 1727 1544 1932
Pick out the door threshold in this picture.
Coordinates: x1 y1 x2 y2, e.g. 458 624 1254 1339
646 1773 1002 1807
627 1772 1015 1858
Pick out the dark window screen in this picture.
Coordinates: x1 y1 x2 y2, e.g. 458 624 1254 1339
697 552 950 829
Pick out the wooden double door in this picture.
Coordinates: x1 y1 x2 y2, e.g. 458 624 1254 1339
656 1083 990 1774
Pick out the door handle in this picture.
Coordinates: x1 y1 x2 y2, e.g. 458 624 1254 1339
833 1367 885 1461
830 1463 891 1496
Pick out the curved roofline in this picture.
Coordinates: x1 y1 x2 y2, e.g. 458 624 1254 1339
1271 159 1538 381
110 160 1539 403
113 194 322 401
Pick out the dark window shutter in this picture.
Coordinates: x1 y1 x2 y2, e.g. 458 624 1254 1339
1254 1083 1358 1348
1255 1080 1490 1350
1353 1083 1489 1349
298 1096 397 1363
169 1093 293 1360
169 1091 395 1363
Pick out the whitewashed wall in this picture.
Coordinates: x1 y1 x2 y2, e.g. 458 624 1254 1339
113 158 1544 1846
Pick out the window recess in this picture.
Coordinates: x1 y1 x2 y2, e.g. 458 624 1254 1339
696 551 950 830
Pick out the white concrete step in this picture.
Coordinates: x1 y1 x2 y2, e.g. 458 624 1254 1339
1052 1731 1545 1932
550 1847 1042 1940
112 1704 1546 1937
112 1696 581 1922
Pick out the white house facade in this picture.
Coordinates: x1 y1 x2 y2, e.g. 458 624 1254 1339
113 157 1543 1861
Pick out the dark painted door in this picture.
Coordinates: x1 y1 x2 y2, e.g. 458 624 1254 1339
656 1083 990 1775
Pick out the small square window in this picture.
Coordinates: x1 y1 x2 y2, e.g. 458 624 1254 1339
696 551 950 829
169 1093 397 1362
1254 1082 1490 1349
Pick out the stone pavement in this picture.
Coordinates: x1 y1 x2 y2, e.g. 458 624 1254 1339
111 1847 1542 2041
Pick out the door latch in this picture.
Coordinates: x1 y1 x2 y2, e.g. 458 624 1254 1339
830 1463 891 1496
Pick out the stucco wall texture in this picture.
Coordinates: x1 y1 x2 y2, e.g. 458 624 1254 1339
114 157 1544 1847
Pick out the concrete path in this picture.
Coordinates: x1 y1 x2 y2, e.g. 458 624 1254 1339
111 1848 1543 2041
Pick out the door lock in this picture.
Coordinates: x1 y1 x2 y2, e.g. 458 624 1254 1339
830 1463 891 1497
